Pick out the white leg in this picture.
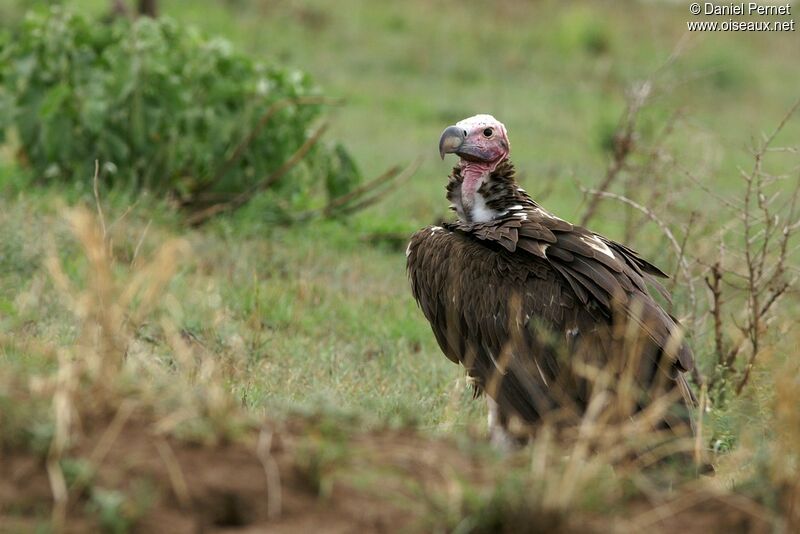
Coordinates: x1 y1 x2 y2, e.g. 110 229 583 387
487 397 517 453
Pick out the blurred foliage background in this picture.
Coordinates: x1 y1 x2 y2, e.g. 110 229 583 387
1 0 798 231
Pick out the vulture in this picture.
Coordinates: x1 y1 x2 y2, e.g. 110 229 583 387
407 115 697 451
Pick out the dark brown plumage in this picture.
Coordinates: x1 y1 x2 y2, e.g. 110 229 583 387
408 118 697 448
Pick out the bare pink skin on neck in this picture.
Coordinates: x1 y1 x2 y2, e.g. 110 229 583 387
460 160 501 215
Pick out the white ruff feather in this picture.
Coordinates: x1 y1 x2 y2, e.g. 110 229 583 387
470 194 506 223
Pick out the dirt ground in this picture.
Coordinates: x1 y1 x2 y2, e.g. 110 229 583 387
0 408 776 533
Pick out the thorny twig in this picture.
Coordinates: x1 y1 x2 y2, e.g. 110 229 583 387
580 188 697 321
611 105 681 244
733 101 800 394
703 99 800 395
580 36 690 228
703 244 725 372
580 80 651 227
668 211 698 299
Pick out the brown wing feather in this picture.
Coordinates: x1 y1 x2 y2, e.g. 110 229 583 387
408 226 602 423
408 209 694 419
473 206 695 375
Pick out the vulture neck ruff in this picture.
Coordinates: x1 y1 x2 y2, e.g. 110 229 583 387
459 161 505 223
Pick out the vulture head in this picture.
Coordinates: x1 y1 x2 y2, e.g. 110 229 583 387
439 115 513 222
439 114 510 171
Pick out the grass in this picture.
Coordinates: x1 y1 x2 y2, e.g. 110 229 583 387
1 0 799 531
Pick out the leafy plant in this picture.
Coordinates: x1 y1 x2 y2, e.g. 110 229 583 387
0 7 363 220
86 487 137 534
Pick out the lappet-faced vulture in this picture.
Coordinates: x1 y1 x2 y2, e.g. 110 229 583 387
407 115 697 450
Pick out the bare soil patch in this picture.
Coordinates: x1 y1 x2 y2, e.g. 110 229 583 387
0 409 775 533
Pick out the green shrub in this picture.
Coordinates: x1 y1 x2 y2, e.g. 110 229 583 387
0 8 359 218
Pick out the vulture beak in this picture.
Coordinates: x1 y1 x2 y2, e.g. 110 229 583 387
439 125 498 163
439 126 465 160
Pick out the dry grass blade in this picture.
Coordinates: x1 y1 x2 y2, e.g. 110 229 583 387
326 156 423 217
61 399 138 515
155 440 192 509
47 348 76 533
92 160 106 240
257 427 283 520
324 164 403 214
131 219 152 268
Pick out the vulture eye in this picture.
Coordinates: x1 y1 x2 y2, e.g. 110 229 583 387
482 128 493 138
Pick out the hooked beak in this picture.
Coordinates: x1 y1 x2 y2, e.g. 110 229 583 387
439 125 504 163
439 126 465 160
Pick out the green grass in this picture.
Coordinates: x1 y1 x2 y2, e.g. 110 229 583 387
0 189 482 431
1 0 799 530
2 0 792 423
